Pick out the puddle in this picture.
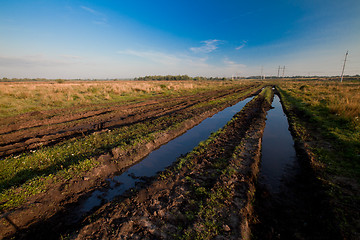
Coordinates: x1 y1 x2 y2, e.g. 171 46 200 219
77 96 254 215
259 94 297 193
252 94 339 239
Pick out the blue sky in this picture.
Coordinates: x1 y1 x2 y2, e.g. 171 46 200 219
0 0 359 78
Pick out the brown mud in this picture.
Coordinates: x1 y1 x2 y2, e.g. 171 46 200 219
0 87 253 158
1 87 261 239
66 93 272 239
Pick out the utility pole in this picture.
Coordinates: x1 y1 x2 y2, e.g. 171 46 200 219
282 66 285 78
340 50 349 83
277 66 280 78
261 66 263 80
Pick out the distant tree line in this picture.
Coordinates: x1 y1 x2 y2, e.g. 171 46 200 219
2 74 359 82
0 78 50 82
134 75 192 81
134 75 228 81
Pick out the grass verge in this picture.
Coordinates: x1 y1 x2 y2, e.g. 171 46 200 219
276 81 360 239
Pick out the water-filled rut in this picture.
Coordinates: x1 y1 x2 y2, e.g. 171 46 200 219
72 91 272 240
78 96 254 216
258 94 297 193
252 93 340 240
1 90 261 240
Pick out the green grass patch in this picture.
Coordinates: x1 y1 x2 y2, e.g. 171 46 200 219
260 86 273 104
0 86 260 211
277 87 360 181
276 83 360 237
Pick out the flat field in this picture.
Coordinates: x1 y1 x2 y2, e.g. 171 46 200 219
0 79 359 239
0 80 262 238
277 79 360 239
0 80 247 117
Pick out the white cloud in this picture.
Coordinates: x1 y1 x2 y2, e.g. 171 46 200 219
81 6 107 25
223 58 244 67
93 19 107 25
81 6 99 15
0 51 249 79
235 45 245 50
223 58 246 74
235 41 247 50
117 49 208 67
116 49 249 77
190 39 222 54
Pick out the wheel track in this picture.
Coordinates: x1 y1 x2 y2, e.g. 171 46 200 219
71 92 270 240
0 87 254 158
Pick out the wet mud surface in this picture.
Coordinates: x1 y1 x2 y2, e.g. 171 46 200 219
3 91 272 239
0 87 252 158
71 92 272 240
251 94 342 240
76 97 254 216
1 87 261 239
2 87 344 239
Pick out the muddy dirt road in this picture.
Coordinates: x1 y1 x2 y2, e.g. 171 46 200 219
61 89 272 240
1 86 344 240
1 86 261 239
0 87 254 158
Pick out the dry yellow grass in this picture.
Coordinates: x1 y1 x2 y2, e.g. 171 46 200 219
0 80 252 117
279 80 360 121
277 79 360 240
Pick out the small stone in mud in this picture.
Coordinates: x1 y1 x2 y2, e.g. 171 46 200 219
223 224 231 231
139 217 153 228
119 221 134 232
157 209 165 217
83 177 89 181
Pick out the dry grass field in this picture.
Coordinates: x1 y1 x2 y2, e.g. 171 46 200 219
279 80 360 121
277 79 360 239
0 80 250 117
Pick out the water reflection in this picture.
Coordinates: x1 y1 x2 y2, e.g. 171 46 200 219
260 94 297 193
78 96 254 214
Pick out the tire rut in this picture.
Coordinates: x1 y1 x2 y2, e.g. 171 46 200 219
70 93 270 240
0 87 254 158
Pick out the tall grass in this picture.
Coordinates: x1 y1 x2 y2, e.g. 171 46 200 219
279 80 360 161
279 81 360 122
0 80 251 117
277 79 360 239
